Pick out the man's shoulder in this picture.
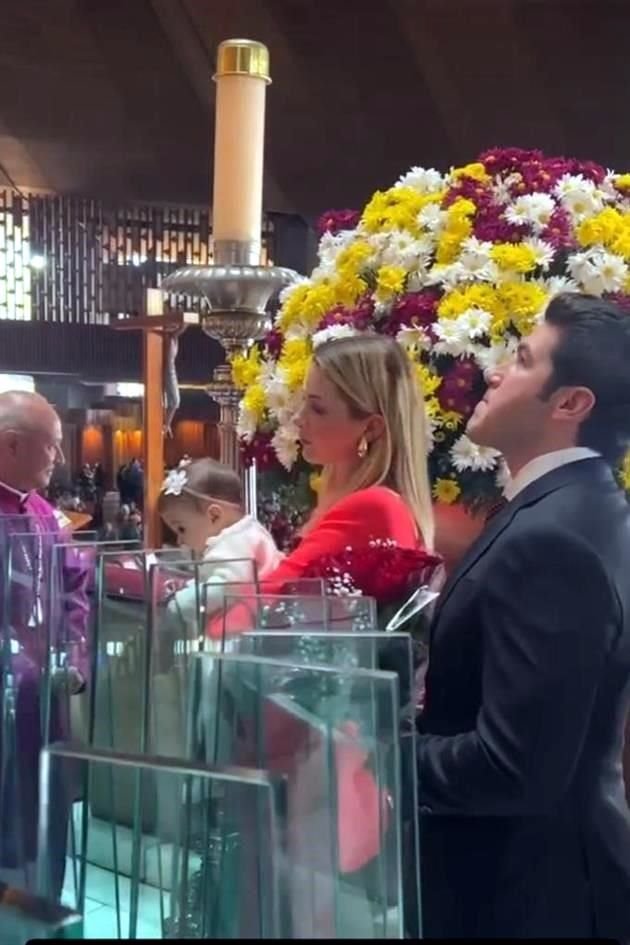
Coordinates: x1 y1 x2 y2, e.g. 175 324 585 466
26 492 55 516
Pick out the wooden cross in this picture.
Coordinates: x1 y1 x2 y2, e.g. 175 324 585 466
113 307 198 548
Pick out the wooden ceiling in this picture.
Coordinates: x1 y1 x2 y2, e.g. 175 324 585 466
1 0 629 220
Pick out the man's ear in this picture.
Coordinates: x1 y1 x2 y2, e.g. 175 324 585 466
0 430 19 456
552 385 596 424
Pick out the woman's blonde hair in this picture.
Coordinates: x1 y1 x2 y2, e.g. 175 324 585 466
313 333 435 549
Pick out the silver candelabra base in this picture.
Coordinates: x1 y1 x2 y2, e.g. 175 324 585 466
161 241 299 517
160 262 296 348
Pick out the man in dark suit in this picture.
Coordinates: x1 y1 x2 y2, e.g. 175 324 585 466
418 293 630 938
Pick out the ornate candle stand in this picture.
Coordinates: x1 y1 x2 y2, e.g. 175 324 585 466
160 249 297 515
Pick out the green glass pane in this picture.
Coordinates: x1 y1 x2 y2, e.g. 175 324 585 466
193 651 403 938
38 743 284 939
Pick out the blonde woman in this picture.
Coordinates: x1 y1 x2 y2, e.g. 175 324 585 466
264 332 434 592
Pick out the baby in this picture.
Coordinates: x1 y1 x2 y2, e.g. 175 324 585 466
158 457 283 629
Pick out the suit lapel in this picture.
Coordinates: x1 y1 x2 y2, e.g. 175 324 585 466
432 458 613 625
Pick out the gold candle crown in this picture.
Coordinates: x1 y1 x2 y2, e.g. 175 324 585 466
214 39 271 83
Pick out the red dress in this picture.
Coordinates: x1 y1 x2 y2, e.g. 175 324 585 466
231 486 422 881
264 485 420 593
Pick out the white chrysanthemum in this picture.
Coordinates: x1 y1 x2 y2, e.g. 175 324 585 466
272 424 300 471
275 391 304 429
312 324 358 347
283 321 311 341
373 301 392 319
380 230 433 269
555 174 604 221
458 307 492 339
568 249 628 295
523 237 555 271
318 229 354 263
492 172 521 205
236 406 258 442
601 170 619 200
452 237 499 283
397 166 445 194
396 325 431 351
591 251 628 292
473 336 519 375
417 203 444 232
407 269 432 293
424 263 462 289
450 434 501 472
505 193 556 231
433 314 483 358
426 416 437 454
539 274 580 298
261 369 291 418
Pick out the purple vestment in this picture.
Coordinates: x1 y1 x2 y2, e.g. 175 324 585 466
0 482 90 895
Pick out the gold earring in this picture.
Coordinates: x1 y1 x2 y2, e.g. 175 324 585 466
357 435 368 459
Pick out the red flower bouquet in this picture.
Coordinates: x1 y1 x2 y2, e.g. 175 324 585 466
303 538 442 611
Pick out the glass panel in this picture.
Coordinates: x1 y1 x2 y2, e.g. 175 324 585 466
151 561 260 642
220 591 378 644
0 522 74 897
193 652 403 939
146 563 260 770
0 884 82 942
37 743 284 939
87 550 195 839
0 530 141 898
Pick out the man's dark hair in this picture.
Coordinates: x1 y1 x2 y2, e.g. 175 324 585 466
542 293 630 466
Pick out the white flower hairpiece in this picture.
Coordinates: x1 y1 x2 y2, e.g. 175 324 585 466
161 458 192 496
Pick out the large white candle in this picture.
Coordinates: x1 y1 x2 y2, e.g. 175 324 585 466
212 39 271 258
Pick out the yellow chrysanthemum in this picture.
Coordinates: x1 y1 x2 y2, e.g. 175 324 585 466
278 280 337 331
361 186 441 236
490 243 539 273
309 471 322 495
334 273 368 307
414 363 442 398
497 282 548 335
452 163 491 184
447 197 477 221
619 450 630 491
611 227 630 260
432 477 461 505
241 384 267 421
576 208 623 249
434 200 475 264
424 396 441 420
230 345 262 391
278 338 312 391
375 265 406 302
435 232 466 265
438 284 505 322
336 241 373 276
439 410 464 431
614 174 630 193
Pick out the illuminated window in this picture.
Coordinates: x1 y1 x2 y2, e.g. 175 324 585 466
116 382 144 398
0 374 35 393
0 196 32 321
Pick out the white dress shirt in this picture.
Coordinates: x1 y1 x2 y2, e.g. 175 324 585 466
503 447 600 502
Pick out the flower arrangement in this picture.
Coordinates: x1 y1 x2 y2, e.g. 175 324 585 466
233 148 630 509
303 538 442 608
